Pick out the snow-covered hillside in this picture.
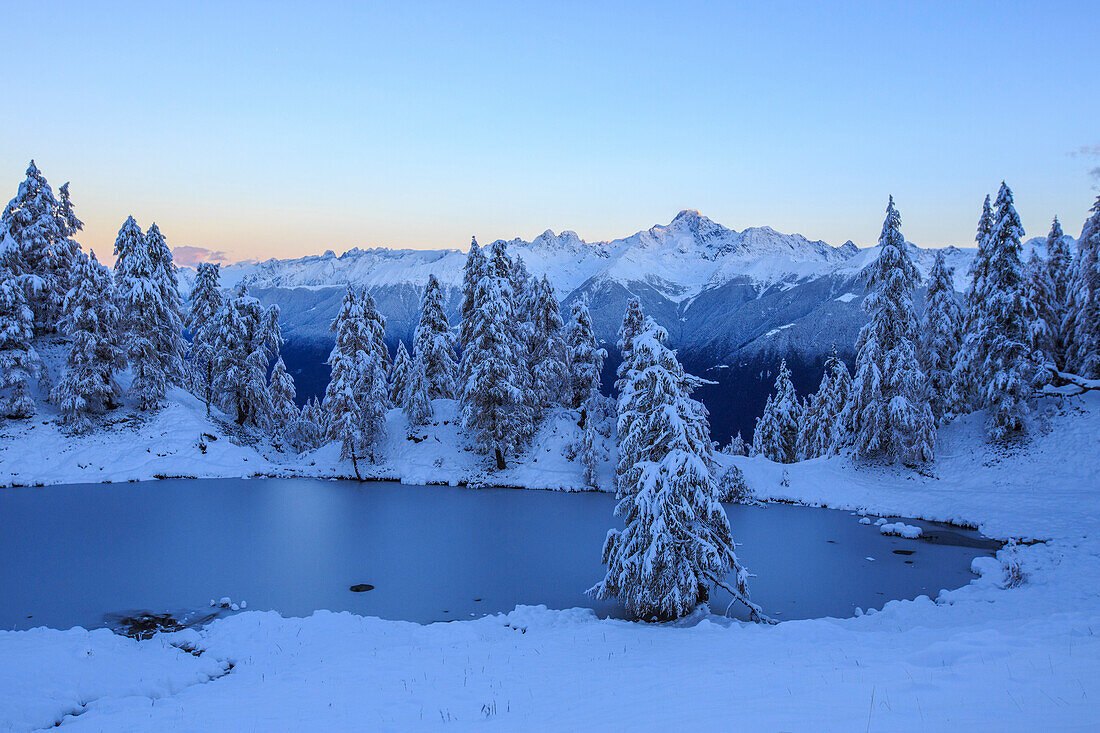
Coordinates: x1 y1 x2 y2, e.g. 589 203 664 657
2 389 1097 730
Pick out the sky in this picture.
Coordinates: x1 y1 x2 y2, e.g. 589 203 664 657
2 1 1098 264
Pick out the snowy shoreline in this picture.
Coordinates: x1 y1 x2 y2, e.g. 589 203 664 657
2 393 1098 729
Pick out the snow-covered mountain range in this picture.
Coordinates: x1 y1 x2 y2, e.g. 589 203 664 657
186 209 1021 362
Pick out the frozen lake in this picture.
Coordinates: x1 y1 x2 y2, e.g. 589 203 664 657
0 478 998 631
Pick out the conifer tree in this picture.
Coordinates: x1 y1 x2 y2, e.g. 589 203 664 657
323 288 370 477
1 161 64 331
525 275 569 411
52 251 124 431
750 394 776 458
592 315 759 622
0 262 42 417
795 372 829 460
296 397 326 451
186 262 224 413
1065 195 1100 378
211 284 280 426
845 197 935 463
362 291 390 376
614 297 645 402
753 360 801 463
403 355 433 431
459 236 485 352
389 340 412 406
114 217 166 409
952 195 996 413
977 183 1033 439
460 240 526 469
1025 250 1058 366
565 299 607 413
579 388 608 488
144 223 186 383
819 346 852 453
1045 217 1072 368
413 273 457 399
268 355 299 441
359 350 389 464
922 250 963 423
722 431 748 457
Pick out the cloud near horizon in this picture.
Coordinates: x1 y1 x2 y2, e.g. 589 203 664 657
171 245 233 267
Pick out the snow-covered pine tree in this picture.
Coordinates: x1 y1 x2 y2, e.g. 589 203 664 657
952 194 996 414
0 262 42 417
268 355 299 444
389 340 412 406
113 217 163 410
46 182 83 327
1025 250 1058 368
362 292 390 377
753 360 801 463
144 223 186 384
295 397 326 452
413 273 457 400
459 236 486 353
578 388 608 489
1 161 64 331
723 431 748 457
592 315 758 622
185 263 224 413
359 350 389 464
614 297 645 403
211 284 280 426
52 251 124 431
460 240 526 469
795 370 829 460
819 346 852 453
403 354 433 432
976 183 1033 440
323 288 370 475
1045 217 1072 368
750 394 775 458
524 275 569 411
1065 195 1100 378
922 249 963 423
845 197 935 463
565 299 607 413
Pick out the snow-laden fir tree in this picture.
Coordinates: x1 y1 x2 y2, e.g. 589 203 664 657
413 273 457 399
113 217 177 410
578 388 612 489
0 262 42 417
750 394 775 458
818 346 852 453
753 360 801 463
614 297 646 402
1025 250 1058 368
0 161 64 331
722 431 748 457
1045 217 1073 368
52 251 124 431
1065 194 1100 378
323 288 370 476
525 275 569 411
403 354 433 432
185 262 224 413
592 315 761 622
48 182 83 325
460 240 527 469
845 197 935 463
921 250 963 423
795 371 829 460
359 350 389 464
268 355 299 445
459 236 486 352
144 223 186 375
389 340 412 406
211 284 281 426
295 397 326 452
951 194 996 413
974 183 1034 439
565 299 607 412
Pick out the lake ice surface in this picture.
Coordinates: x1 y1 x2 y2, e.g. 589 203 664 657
0 478 996 630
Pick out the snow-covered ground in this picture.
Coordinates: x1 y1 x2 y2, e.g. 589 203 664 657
2 364 1099 728
0 341 613 493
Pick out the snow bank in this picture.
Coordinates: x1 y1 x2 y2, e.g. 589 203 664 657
879 521 922 538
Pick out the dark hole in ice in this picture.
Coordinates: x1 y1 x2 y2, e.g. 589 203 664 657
350 584 374 592
893 549 915 556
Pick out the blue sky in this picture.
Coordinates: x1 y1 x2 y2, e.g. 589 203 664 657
2 1 1097 262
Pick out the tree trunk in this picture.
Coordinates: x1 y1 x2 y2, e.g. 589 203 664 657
350 451 363 481
494 447 506 470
